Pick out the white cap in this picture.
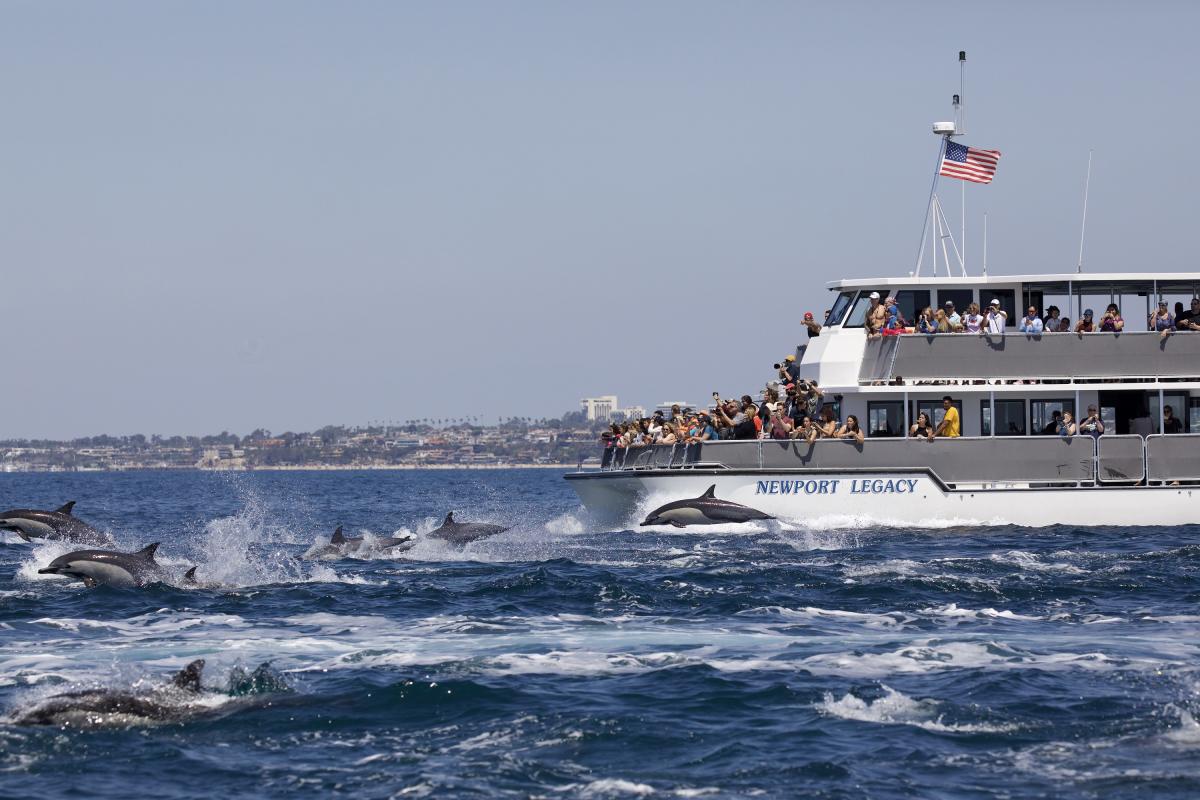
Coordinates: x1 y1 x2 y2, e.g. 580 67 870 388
869 291 880 300
989 298 1001 306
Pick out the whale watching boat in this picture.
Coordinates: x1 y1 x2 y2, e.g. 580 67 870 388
566 53 1200 528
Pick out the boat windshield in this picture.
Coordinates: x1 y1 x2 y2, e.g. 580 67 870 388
844 291 885 328
825 292 855 326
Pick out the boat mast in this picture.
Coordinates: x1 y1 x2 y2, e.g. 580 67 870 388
1077 150 1093 273
957 50 966 273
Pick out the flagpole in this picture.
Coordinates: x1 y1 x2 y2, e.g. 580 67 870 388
914 136 947 277
959 51 966 272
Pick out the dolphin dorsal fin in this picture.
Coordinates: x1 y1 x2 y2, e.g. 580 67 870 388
700 485 717 499
444 512 455 525
172 659 205 692
183 566 198 583
55 501 76 516
331 526 346 544
136 542 160 561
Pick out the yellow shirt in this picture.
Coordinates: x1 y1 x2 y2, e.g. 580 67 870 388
941 406 960 437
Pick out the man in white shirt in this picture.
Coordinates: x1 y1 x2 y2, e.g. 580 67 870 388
985 299 1007 334
1019 306 1044 334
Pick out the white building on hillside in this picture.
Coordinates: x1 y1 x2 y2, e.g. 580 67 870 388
581 395 619 421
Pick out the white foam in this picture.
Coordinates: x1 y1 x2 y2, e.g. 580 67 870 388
570 779 657 797
922 603 1038 621
545 513 585 535
816 685 1015 733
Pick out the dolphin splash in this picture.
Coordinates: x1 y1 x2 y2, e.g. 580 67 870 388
0 501 113 546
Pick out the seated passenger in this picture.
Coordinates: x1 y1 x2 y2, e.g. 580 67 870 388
882 301 904 335
1078 405 1105 438
1150 301 1175 339
1075 309 1095 332
836 415 865 444
918 306 938 334
1056 411 1077 438
962 302 984 334
1019 306 1044 334
931 396 960 439
910 411 934 440
984 300 1007 334
1099 303 1124 332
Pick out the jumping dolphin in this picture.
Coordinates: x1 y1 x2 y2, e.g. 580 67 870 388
304 525 415 560
10 659 207 727
641 485 774 528
38 543 167 588
428 512 509 545
0 501 113 546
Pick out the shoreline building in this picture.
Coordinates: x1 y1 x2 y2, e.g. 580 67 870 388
581 396 619 422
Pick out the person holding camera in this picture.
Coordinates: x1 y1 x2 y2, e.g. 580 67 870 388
1056 410 1078 438
1099 303 1124 332
775 355 801 383
984 299 1007 334
1079 405 1105 439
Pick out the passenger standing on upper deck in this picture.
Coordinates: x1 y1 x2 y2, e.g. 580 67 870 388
1176 299 1200 331
1019 306 1044 334
1075 309 1095 332
1150 301 1175 339
910 411 935 440
944 301 962 330
1100 303 1124 332
984 299 1008 334
931 396 961 439
963 303 984 334
866 292 886 337
1043 306 1062 331
802 312 822 338
918 307 938 334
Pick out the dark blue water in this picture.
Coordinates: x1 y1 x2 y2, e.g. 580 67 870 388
2 469 1199 799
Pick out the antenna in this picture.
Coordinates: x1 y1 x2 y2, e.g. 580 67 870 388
1077 150 1093 273
958 50 966 271
983 212 988 276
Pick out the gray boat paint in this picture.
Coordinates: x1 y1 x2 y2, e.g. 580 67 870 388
10 659 206 727
305 525 415 560
38 543 166 588
0 501 113 546
428 512 509 545
641 485 774 528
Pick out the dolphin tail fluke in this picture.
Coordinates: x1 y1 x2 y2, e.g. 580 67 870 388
700 485 717 499
331 526 346 545
136 542 161 562
55 501 77 516
173 659 205 692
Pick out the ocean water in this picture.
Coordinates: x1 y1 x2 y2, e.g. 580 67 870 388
2 469 1200 799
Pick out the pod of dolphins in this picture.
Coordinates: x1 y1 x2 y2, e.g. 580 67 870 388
0 501 511 590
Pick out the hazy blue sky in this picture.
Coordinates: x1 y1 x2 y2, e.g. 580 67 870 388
3 2 1199 438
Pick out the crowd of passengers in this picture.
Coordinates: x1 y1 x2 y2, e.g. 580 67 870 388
856 293 1200 337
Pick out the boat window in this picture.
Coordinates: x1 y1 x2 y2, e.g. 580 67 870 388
1031 399 1076 435
1150 393 1188 434
867 401 903 438
937 289 973 317
843 290 886 328
895 290 930 327
913 399 963 432
981 399 1026 436
824 292 855 327
1190 399 1200 433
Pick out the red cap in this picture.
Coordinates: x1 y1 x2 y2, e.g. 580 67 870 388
804 312 814 320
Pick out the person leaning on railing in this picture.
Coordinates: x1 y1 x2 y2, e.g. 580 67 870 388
1019 306 1044 334
930 396 961 439
1079 405 1105 438
1176 299 1200 331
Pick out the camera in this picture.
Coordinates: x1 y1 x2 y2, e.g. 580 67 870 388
773 363 782 370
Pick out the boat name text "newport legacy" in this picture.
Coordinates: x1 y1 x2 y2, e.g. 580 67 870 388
754 478 919 496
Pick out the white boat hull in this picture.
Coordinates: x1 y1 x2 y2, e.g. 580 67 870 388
566 470 1200 529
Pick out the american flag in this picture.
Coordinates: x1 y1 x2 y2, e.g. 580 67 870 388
939 140 1001 184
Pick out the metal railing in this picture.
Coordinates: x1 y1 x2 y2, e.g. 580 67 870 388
598 433 1198 486
860 331 1200 383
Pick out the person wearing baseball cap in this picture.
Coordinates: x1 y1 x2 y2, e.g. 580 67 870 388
866 292 886 336
802 311 822 339
1075 309 1095 333
942 300 962 329
984 299 1007 335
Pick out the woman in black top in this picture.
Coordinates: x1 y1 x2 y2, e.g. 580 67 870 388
910 412 934 441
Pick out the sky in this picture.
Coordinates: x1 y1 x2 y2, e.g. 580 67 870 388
3 1 1200 438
